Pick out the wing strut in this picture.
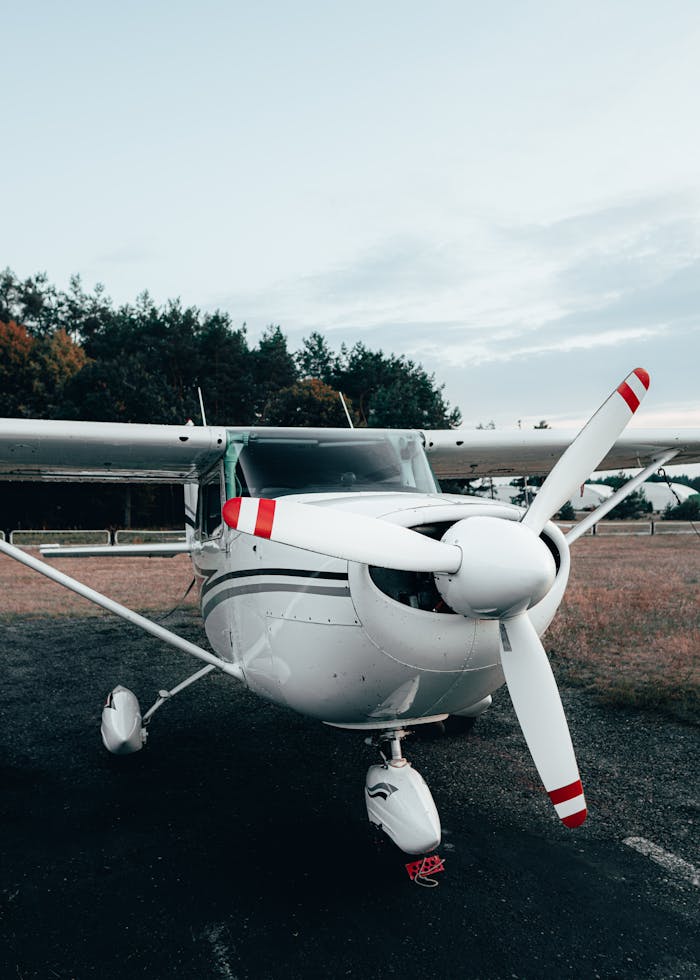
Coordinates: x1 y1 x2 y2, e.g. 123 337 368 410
0 538 243 679
566 449 678 544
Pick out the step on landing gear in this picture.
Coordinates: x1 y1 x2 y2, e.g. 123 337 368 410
364 728 441 855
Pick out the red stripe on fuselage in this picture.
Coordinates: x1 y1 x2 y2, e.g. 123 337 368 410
222 497 242 529
617 380 640 413
254 498 276 539
562 808 587 828
548 779 584 805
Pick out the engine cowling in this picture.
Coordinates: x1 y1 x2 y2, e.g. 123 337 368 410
347 504 569 676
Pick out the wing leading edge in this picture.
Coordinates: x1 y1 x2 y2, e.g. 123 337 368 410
422 428 700 479
0 419 228 482
2 417 699 484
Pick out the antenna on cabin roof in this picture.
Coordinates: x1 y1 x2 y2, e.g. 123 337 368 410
197 387 208 427
338 391 354 429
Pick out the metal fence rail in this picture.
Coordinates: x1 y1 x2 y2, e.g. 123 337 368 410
555 520 697 536
115 529 187 544
652 521 698 535
5 523 696 547
9 529 111 546
593 521 652 535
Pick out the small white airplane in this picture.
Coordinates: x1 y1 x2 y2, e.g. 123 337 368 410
1 368 699 855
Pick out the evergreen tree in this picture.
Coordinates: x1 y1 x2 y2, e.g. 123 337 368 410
663 496 700 520
254 325 298 420
607 487 652 520
327 341 460 428
296 331 337 381
0 268 462 431
0 268 62 336
197 315 256 426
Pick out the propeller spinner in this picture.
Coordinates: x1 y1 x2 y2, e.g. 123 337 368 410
222 368 651 829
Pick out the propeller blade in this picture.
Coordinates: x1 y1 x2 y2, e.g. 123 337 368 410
522 367 650 534
499 613 587 828
222 497 462 573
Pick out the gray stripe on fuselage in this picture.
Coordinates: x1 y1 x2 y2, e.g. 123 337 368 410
201 566 348 600
202 582 352 620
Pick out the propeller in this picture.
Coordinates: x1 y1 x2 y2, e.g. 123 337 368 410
222 368 650 829
498 614 587 827
222 496 461 573
522 367 649 534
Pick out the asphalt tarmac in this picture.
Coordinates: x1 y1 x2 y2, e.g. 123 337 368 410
1 611 698 979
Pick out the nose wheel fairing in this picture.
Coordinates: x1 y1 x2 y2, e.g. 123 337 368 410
365 730 441 855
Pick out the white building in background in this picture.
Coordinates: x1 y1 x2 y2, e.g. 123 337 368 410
569 484 614 511
470 483 614 509
568 481 694 512
636 482 695 512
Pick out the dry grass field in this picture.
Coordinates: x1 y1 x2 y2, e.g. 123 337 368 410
0 552 199 617
547 534 700 724
1 534 698 724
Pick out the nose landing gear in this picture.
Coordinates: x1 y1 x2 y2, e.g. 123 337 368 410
364 729 441 855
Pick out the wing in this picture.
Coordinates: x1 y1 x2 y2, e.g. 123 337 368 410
3 416 699 483
423 428 700 479
0 418 227 482
0 417 239 679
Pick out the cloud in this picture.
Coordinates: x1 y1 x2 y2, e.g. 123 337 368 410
221 190 699 360
213 190 700 432
412 324 669 368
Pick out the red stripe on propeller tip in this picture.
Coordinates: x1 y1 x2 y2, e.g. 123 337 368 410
633 367 650 390
222 497 242 528
548 779 587 829
254 498 276 539
617 380 640 413
548 779 584 805
561 808 588 828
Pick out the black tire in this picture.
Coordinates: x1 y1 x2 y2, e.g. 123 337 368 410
442 714 477 736
412 715 476 740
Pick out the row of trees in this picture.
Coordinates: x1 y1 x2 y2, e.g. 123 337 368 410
3 269 697 527
0 268 459 530
0 269 460 429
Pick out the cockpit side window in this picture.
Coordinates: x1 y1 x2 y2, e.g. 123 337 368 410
197 469 224 538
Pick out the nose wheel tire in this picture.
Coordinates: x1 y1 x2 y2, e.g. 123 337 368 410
413 715 476 739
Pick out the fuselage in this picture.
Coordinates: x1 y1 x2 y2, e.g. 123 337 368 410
190 488 570 730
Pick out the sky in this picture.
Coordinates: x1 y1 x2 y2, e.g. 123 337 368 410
3 1 700 443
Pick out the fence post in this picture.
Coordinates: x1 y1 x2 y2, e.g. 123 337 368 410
650 520 655 536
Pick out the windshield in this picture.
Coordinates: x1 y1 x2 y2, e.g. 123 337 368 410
224 429 438 498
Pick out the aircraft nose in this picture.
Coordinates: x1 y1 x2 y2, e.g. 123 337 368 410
434 516 556 619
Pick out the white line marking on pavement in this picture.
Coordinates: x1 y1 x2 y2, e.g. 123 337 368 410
623 836 700 887
204 923 238 980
